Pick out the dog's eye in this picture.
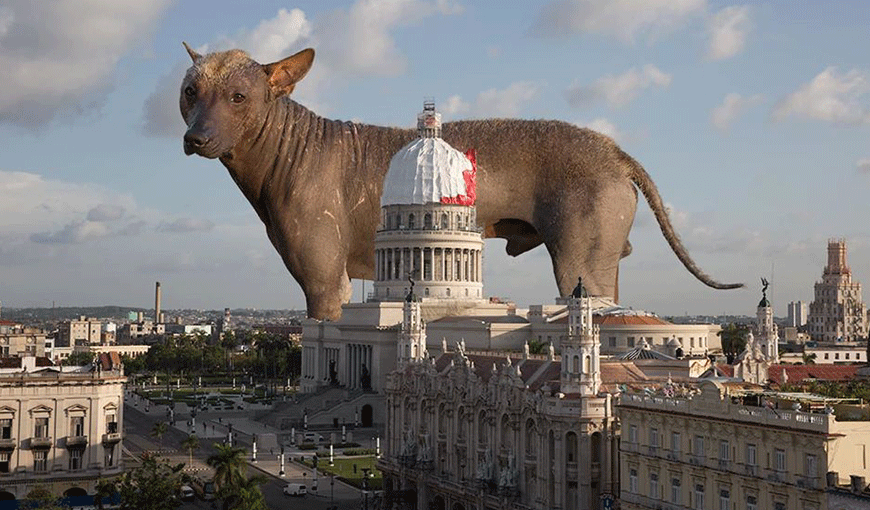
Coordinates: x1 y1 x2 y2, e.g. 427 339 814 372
184 86 196 98
231 93 246 104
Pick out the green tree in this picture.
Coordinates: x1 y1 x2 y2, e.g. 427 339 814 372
62 351 95 366
207 443 248 510
150 421 168 448
227 475 268 510
181 434 200 467
21 486 65 510
118 453 185 510
94 478 118 510
802 352 817 365
719 323 749 358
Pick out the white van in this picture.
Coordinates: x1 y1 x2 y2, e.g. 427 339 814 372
283 483 307 496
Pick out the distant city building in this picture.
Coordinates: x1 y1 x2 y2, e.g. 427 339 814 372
55 316 101 347
808 239 868 342
618 380 870 510
0 320 47 358
116 320 164 343
0 354 125 501
788 300 808 328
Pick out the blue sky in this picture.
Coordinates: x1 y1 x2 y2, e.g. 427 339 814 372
1 0 869 316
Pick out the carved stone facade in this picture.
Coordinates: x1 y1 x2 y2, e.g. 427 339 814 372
808 239 868 342
0 354 126 500
381 349 622 510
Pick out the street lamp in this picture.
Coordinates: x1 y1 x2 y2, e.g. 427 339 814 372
361 467 371 510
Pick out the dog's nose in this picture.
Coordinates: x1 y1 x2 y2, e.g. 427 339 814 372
184 131 208 148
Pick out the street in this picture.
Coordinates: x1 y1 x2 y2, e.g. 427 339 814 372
123 398 376 510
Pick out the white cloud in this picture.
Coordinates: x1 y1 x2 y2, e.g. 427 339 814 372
156 218 215 234
579 118 622 141
441 95 470 117
706 5 750 61
144 0 460 137
31 221 111 244
711 92 762 130
773 67 870 124
87 204 126 222
531 0 706 42
472 82 541 118
858 159 870 174
565 65 671 108
0 0 171 129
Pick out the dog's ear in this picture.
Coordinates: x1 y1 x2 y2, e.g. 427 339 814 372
183 42 202 63
262 48 315 98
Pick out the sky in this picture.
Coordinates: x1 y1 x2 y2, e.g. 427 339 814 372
1 0 869 316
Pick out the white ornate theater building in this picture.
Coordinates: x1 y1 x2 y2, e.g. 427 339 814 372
0 353 125 503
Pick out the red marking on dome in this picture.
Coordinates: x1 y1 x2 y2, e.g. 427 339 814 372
441 149 477 206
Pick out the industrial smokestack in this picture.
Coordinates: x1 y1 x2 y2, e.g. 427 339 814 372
155 281 162 324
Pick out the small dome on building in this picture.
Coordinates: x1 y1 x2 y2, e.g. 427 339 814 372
381 101 475 207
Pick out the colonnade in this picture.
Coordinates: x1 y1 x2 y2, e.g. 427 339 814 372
347 343 373 390
375 247 482 283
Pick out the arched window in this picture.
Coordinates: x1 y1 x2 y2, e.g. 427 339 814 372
424 213 432 229
446 288 451 297
478 411 488 446
441 213 448 229
573 355 580 372
457 215 463 229
525 419 536 455
566 432 578 463
396 214 402 229
584 355 591 372
408 214 415 230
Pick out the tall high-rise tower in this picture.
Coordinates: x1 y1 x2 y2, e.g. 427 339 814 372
561 278 601 396
808 239 867 342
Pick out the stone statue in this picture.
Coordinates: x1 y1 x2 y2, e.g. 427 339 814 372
476 448 494 483
180 45 742 320
328 359 337 385
360 364 371 390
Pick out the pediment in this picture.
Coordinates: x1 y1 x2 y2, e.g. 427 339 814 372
0 405 16 416
64 404 88 416
28 404 52 416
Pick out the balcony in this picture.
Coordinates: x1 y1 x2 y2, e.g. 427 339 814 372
666 451 681 462
0 437 15 451
743 464 758 476
717 458 731 470
30 436 52 449
648 445 660 457
796 475 819 489
102 432 122 444
65 435 88 448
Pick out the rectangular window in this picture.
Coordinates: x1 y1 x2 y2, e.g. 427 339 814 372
747 443 757 466
805 454 818 477
672 432 681 453
71 416 84 437
835 353 840 359
825 353 829 359
106 414 118 434
694 483 705 510
628 336 635 347
0 419 11 440
775 448 786 471
650 427 660 448
650 472 660 499
693 435 705 456
719 440 730 461
105 444 115 467
846 353 851 360
720 489 730 510
69 448 83 470
629 468 638 493
34 417 49 438
671 478 681 505
629 425 638 444
609 337 616 347
33 450 47 472
0 452 9 473
774 503 786 510
747 495 757 510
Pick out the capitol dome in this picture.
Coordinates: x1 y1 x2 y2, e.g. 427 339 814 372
380 101 475 207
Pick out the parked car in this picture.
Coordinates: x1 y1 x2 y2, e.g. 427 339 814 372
283 483 307 496
179 485 195 502
192 477 216 501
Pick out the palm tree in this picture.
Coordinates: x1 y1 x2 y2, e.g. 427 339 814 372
226 475 268 510
181 434 200 467
207 443 247 509
802 352 817 365
150 421 168 448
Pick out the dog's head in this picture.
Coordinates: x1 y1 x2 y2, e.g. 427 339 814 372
179 44 314 159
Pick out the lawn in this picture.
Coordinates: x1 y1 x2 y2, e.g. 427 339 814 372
300 456 382 490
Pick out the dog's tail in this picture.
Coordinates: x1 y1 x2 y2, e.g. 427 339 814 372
623 150 743 290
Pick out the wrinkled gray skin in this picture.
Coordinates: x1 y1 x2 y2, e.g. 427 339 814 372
179 45 741 321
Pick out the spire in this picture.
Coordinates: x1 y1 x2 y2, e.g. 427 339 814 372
562 274 601 396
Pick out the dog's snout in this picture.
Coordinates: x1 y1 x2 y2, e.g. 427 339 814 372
184 131 208 148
